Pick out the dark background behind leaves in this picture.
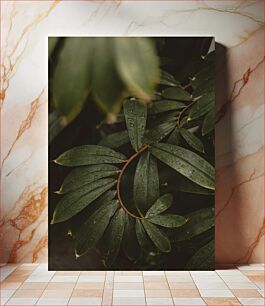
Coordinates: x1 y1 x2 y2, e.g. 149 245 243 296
49 37 215 270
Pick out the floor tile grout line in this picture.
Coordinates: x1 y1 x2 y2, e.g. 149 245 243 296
1 264 265 305
111 271 114 306
217 266 260 304
2 264 45 306
164 270 174 305
226 267 250 306
101 270 107 306
113 271 117 305
201 267 245 305
141 270 147 306
190 269 232 305
65 291 72 306
67 270 81 305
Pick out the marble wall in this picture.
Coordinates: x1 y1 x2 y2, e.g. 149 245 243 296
0 0 264 263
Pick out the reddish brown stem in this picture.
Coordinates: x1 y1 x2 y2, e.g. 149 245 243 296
176 100 196 126
181 83 192 90
116 145 148 220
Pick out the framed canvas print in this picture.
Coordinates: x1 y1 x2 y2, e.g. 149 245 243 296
48 37 215 270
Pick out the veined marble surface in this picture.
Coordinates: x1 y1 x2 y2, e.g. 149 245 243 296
0 1 264 263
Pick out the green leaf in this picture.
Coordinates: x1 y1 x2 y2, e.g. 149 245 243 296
159 70 180 87
150 143 215 190
75 200 119 257
179 128 204 153
92 38 124 113
202 108 215 136
54 145 126 167
167 127 181 145
123 99 147 151
147 214 187 228
115 38 160 101
145 193 173 218
48 112 64 145
48 37 59 58
122 215 140 260
193 83 215 98
134 150 159 214
58 164 119 194
101 208 125 267
162 87 191 101
91 189 117 209
51 178 116 223
174 177 214 195
151 111 179 126
176 59 204 82
185 240 215 270
176 208 214 241
144 122 176 144
67 190 118 237
52 38 92 124
191 63 215 92
141 220 171 252
135 219 152 250
98 130 130 149
188 92 214 120
147 100 185 115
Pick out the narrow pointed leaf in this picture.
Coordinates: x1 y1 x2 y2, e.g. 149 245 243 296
176 58 203 82
147 100 185 115
98 130 130 149
146 193 173 218
162 87 191 101
92 38 124 113
174 177 214 195
185 240 214 270
191 63 214 91
159 70 180 87
115 38 160 101
55 145 126 166
122 215 140 260
152 111 179 126
52 178 116 223
101 208 125 267
135 219 152 250
193 79 214 97
75 200 119 256
52 38 92 124
179 128 204 153
144 122 176 144
202 108 215 136
134 150 159 214
150 143 215 190
188 92 214 120
147 214 187 228
123 99 147 151
58 164 119 194
141 220 171 252
167 127 181 145
176 208 214 241
67 190 117 238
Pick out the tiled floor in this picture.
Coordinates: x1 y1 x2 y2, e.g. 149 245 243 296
0 264 264 305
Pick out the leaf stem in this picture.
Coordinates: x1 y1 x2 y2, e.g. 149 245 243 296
176 100 196 126
181 82 192 90
116 145 148 220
